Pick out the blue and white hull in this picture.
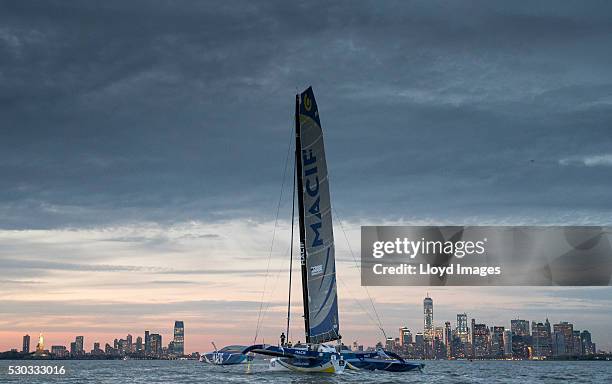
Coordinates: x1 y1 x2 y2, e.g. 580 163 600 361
341 350 424 372
202 351 250 365
268 354 345 373
243 344 345 373
201 345 253 365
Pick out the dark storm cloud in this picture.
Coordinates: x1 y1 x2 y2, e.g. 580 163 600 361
1 0 612 229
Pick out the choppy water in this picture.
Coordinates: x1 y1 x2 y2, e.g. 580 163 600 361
1 359 611 383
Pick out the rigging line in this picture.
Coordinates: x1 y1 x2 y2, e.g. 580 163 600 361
336 275 385 339
258 244 292 336
253 114 295 344
286 152 296 342
333 204 388 340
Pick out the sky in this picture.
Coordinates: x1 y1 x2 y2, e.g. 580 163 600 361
1 1 612 353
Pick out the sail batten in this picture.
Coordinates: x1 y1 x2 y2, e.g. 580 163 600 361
297 87 340 344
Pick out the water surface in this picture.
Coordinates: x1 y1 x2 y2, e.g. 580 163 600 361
1 359 610 383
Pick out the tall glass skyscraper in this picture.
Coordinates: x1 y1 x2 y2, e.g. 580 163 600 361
173 321 185 355
456 313 468 343
144 330 150 355
423 295 433 343
22 334 30 354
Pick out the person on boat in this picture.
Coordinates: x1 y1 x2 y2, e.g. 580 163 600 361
280 332 286 346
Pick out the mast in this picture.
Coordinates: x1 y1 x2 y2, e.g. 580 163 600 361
285 152 296 342
295 93 311 343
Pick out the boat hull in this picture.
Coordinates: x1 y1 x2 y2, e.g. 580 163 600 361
269 355 345 373
341 350 424 372
344 358 423 372
202 351 250 365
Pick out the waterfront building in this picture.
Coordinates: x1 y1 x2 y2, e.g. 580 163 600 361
572 331 582 357
531 320 552 358
150 333 163 355
444 322 452 359
136 336 143 353
144 330 151 354
511 334 531 359
472 323 490 358
553 330 565 357
414 333 424 358
127 334 133 353
580 330 595 355
51 345 67 358
470 318 475 342
503 330 512 358
173 321 185 355
399 327 412 346
118 338 130 355
450 334 466 359
385 337 395 351
491 326 505 359
511 319 530 337
75 336 84 356
423 295 433 342
22 334 30 354
456 313 469 343
553 322 574 356
433 334 447 359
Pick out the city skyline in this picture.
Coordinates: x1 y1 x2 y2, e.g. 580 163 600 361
2 1 612 355
8 320 188 358
3 297 609 355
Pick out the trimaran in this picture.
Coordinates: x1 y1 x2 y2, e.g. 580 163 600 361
203 87 424 373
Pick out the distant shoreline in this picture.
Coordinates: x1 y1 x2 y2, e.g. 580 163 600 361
1 352 610 362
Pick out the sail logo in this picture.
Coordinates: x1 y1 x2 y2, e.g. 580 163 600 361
303 149 324 248
311 264 324 276
303 94 312 111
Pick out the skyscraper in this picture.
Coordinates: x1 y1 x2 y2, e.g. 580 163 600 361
76 336 84 355
491 326 505 359
470 318 476 358
532 321 552 358
136 336 143 353
144 330 150 355
414 333 424 358
150 333 162 355
510 319 530 336
572 330 582 356
444 321 452 359
503 330 512 358
553 322 574 357
423 295 433 342
580 330 595 355
456 313 469 343
173 321 185 355
399 327 412 346
472 323 490 358
22 334 30 354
